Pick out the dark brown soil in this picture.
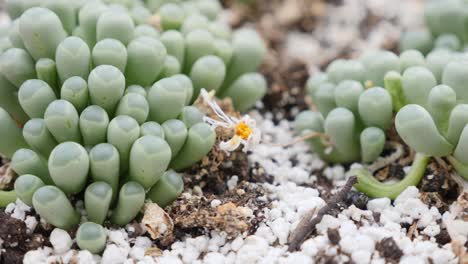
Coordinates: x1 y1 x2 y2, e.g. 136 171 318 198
376 237 404 264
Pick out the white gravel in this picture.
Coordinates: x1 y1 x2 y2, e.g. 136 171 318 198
15 111 466 264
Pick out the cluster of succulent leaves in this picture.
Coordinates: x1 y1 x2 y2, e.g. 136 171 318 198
400 0 468 54
0 0 266 254
295 47 468 199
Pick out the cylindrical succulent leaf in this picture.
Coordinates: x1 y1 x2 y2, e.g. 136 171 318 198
360 50 400 87
426 49 453 83
125 85 147 97
222 29 265 89
32 185 80 230
172 74 194 105
170 123 216 171
358 87 393 130
395 104 454 156
78 1 108 46
401 66 437 106
23 118 57 157
334 80 364 114
14 174 45 206
183 29 215 73
162 119 188 157
125 36 167 87
55 36 91 84
427 85 457 133
107 115 140 173
11 148 52 184
96 10 134 46
324 108 360 162
35 58 59 95
88 65 126 115
196 0 221 20
190 55 226 97
44 100 81 143
222 73 267 112
89 143 120 200
18 7 67 60
453 124 468 164
159 3 185 30
326 59 365 84
442 59 468 103
213 39 233 66
5 0 23 19
208 21 231 39
85 182 112 225
140 121 165 138
180 14 209 35
76 222 107 254
160 55 182 78
8 19 25 49
383 71 406 112
130 5 152 25
399 30 433 55
147 170 183 208
434 34 461 51
110 181 145 226
42 0 77 35
313 82 336 117
294 110 324 134
129 135 172 189
0 108 28 158
399 50 425 72
91 39 127 74
160 30 185 66
0 48 36 88
134 24 160 39
79 105 109 148
60 76 89 113
360 127 386 163
178 106 204 128
147 77 188 123
48 142 89 194
115 93 149 125
306 72 329 97
18 79 57 119
0 75 29 124
446 104 468 146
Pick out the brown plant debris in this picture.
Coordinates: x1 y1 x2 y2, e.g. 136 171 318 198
0 213 48 264
142 203 174 247
376 237 404 264
0 161 16 190
288 176 358 252
166 181 268 240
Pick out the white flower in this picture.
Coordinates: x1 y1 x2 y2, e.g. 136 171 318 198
200 89 261 153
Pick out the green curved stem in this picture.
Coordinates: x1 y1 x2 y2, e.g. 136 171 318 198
353 153 430 199
447 156 468 180
0 190 17 207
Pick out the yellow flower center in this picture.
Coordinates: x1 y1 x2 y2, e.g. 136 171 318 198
235 122 252 140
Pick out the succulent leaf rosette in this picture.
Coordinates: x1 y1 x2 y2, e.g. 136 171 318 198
400 0 468 54
0 0 266 253
296 48 468 199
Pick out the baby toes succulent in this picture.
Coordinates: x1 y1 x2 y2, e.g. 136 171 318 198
0 0 264 253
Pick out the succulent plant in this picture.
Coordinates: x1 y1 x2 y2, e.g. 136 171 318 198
297 49 468 199
295 50 400 165
400 0 468 54
0 0 266 253
2 0 267 112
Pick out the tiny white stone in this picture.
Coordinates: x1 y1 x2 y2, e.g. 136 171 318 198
101 244 128 264
210 199 222 208
49 228 73 254
24 216 38 234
